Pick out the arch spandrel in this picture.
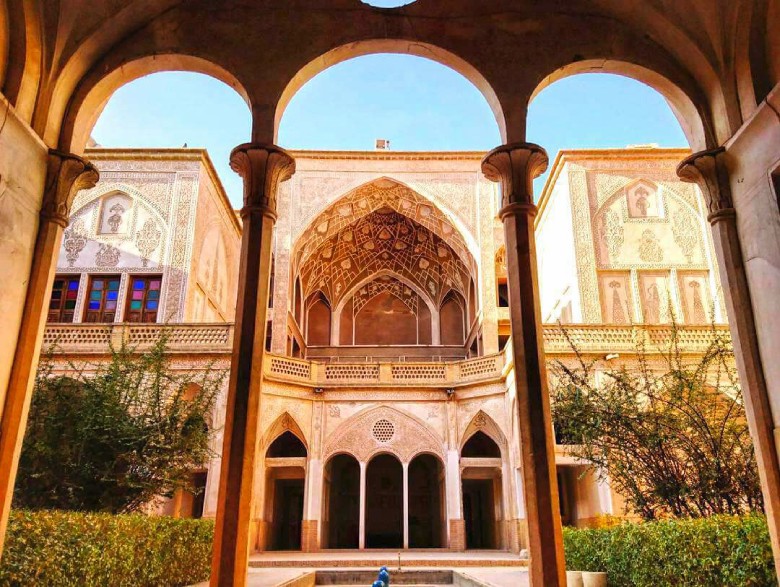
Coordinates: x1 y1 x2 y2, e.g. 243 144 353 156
323 405 444 464
460 410 507 454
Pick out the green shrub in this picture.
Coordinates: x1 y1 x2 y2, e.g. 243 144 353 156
564 514 774 586
0 510 213 586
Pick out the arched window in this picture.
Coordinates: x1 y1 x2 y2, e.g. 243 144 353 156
440 291 466 346
306 292 331 346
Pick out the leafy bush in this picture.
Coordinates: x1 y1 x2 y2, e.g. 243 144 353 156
564 514 774 586
0 510 213 586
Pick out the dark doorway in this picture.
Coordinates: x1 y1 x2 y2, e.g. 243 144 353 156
365 454 403 548
462 431 500 458
191 471 207 519
325 454 360 548
462 479 496 549
270 478 304 550
408 454 444 548
267 431 307 457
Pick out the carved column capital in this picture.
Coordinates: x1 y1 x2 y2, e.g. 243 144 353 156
676 147 735 224
230 143 295 220
482 142 548 217
41 150 99 227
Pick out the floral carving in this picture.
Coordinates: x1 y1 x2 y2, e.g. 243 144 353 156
638 230 663 263
107 203 126 233
95 243 121 267
672 211 697 263
136 218 162 267
63 219 88 267
329 405 341 418
601 209 624 260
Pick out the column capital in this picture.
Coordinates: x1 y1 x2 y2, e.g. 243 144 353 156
676 147 735 224
230 143 295 220
481 142 548 214
41 150 99 227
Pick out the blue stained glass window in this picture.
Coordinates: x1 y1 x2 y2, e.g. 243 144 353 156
133 280 145 290
146 300 159 310
108 280 120 290
130 300 142 310
148 290 160 300
89 301 100 310
107 291 118 301
68 281 80 290
90 291 101 300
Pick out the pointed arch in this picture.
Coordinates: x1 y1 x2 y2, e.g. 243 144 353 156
262 411 308 454
291 176 477 275
460 410 507 455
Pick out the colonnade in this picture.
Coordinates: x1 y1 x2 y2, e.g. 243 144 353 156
0 121 778 587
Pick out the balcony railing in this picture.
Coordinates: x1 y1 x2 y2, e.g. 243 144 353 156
42 322 731 387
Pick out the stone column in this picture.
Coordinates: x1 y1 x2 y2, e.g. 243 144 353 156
678 147 780 577
0 151 98 558
403 461 410 549
210 144 294 587
359 461 367 549
482 143 566 587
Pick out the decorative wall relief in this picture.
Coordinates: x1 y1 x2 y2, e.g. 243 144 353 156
63 219 88 267
638 230 663 263
671 211 698 263
626 181 661 218
98 193 132 234
639 272 671 323
600 209 624 260
599 272 632 324
95 243 121 268
678 272 710 324
135 219 161 267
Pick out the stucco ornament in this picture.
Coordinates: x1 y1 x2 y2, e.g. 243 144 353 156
95 243 121 267
107 203 126 233
672 211 698 263
63 219 88 267
638 230 663 262
136 218 162 267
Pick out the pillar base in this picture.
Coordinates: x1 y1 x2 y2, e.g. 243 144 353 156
449 519 466 551
301 520 319 552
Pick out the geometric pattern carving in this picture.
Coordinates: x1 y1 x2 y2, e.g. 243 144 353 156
298 206 472 310
324 405 444 463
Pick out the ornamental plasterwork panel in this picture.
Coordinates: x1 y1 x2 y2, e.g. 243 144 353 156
405 178 478 237
260 411 309 452
292 176 362 237
323 405 444 464
569 168 601 322
298 207 472 308
598 271 632 324
259 396 312 447
293 178 475 275
456 395 507 443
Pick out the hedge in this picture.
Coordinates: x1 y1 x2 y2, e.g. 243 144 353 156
0 510 213 586
563 514 774 587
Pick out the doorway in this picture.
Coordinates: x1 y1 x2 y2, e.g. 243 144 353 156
462 478 496 549
270 478 304 550
324 454 360 548
365 453 403 548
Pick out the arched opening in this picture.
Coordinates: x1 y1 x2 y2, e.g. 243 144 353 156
322 454 360 549
365 453 403 548
265 431 307 551
408 454 445 548
305 292 331 346
440 290 466 346
461 430 503 550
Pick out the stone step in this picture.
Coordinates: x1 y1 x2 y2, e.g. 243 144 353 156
250 557 527 569
314 569 453 584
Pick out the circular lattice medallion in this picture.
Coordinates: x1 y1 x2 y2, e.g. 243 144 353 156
372 419 395 443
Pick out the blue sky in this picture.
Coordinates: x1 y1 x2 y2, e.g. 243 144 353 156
92 54 687 206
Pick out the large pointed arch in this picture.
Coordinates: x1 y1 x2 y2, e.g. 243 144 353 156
292 176 478 275
460 410 507 456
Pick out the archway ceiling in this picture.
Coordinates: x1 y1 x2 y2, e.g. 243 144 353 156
298 207 471 309
294 179 475 274
22 0 764 149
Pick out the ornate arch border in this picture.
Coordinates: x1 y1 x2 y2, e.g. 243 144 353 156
323 405 444 464
460 410 508 456
262 411 309 456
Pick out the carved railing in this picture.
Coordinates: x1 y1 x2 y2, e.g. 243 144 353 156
43 323 235 354
42 323 731 386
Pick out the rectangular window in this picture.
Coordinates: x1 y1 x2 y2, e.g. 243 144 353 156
83 275 121 323
48 275 81 323
125 275 162 323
